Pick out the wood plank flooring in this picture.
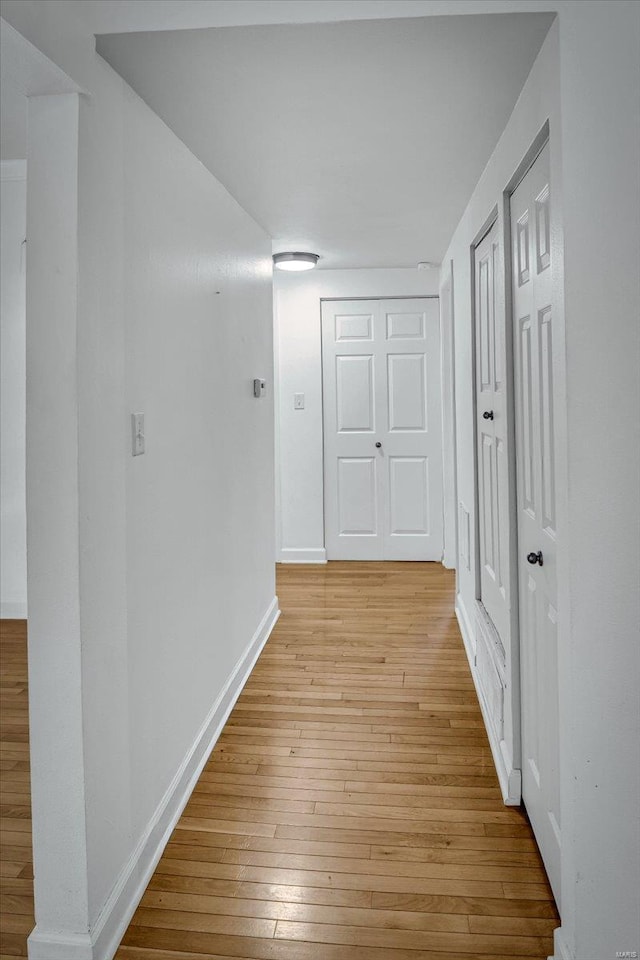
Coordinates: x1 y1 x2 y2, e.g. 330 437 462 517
0 562 558 959
118 562 558 959
0 618 33 960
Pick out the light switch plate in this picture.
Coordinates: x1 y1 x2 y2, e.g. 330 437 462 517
294 393 305 410
131 413 145 456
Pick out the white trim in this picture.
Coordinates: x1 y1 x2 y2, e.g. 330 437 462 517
278 547 327 564
455 597 521 806
28 596 280 960
455 593 475 663
440 262 458 570
273 284 283 560
548 926 573 960
0 601 28 619
27 930 92 960
1 159 26 180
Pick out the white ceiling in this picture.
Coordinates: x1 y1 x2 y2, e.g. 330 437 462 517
79 1 559 33
97 11 552 268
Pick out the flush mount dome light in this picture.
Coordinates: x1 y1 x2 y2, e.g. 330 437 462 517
273 251 319 272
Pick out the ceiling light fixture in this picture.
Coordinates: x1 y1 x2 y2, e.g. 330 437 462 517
273 251 319 272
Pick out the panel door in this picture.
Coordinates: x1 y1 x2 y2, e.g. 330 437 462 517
511 142 561 903
322 298 443 561
380 299 443 560
322 301 383 560
475 219 511 650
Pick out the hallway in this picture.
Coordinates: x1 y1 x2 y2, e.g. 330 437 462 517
115 562 558 959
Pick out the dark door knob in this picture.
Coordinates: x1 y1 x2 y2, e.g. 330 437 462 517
483 410 494 420
527 551 543 566
375 442 382 448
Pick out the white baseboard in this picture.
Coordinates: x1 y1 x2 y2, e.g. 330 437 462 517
278 547 327 563
455 596 521 806
549 927 573 960
28 596 280 960
27 931 93 960
455 594 475 663
1 601 28 619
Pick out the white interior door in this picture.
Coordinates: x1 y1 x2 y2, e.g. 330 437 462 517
511 142 561 903
322 298 443 561
475 218 511 649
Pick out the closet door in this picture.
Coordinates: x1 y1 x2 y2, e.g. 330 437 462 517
380 298 443 561
475 220 511 648
322 298 443 561
512 141 561 903
322 300 384 560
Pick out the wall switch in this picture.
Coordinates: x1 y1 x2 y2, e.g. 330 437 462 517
294 393 305 410
253 378 266 398
131 413 145 456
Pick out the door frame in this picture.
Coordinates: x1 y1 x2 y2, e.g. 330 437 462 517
439 262 458 573
319 295 444 561
469 121 552 799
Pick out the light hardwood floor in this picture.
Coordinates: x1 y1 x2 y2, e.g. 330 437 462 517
0 562 558 959
0 618 33 959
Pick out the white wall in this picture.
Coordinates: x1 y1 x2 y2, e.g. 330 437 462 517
275 267 440 562
556 4 639 957
443 6 640 958
0 161 27 618
1 4 276 958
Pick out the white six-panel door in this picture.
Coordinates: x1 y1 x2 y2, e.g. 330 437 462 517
511 142 561 903
475 219 511 651
322 298 443 561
